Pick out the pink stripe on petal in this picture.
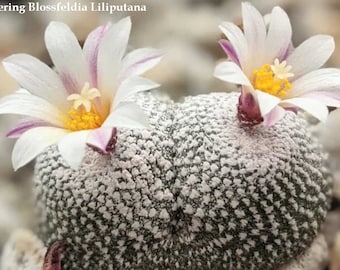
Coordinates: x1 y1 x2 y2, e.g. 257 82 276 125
120 53 162 82
219 40 240 66
87 127 117 155
262 106 286 127
284 107 299 113
97 17 131 97
302 91 340 107
219 22 248 69
60 72 79 94
83 24 111 88
265 6 292 64
6 120 56 138
279 42 294 61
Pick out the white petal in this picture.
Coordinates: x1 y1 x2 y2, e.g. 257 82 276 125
288 68 340 97
262 105 286 127
16 89 30 94
83 23 110 87
2 54 68 111
119 48 162 81
12 127 67 171
287 35 335 78
0 91 66 126
265 6 292 63
114 76 159 106
219 22 248 71
58 130 90 168
242 2 266 67
281 97 329 122
301 91 340 107
45 21 89 93
87 127 116 154
97 17 131 99
214 61 252 86
103 102 149 129
256 90 281 116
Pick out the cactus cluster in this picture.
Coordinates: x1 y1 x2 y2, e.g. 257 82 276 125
33 92 332 269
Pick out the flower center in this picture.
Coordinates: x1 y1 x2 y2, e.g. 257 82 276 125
252 59 294 98
65 82 103 131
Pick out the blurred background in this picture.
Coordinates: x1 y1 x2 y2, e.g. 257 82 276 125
1 0 340 268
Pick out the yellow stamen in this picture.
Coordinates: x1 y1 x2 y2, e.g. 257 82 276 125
65 107 102 131
252 60 294 98
65 82 103 131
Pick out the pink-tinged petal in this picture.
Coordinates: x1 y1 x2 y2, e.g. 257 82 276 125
301 91 340 107
113 76 159 107
97 17 131 99
287 35 335 78
242 2 266 68
43 240 67 270
119 48 162 82
255 90 281 116
83 23 110 88
12 127 68 171
2 54 68 111
7 119 56 138
288 68 340 97
237 90 263 126
281 97 329 122
280 42 294 61
45 21 89 93
103 102 149 129
265 7 292 63
214 61 252 86
0 90 66 126
87 127 117 154
262 105 286 127
219 22 248 72
58 130 90 169
285 107 299 114
219 40 240 66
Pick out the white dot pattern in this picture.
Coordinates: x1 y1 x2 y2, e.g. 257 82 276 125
34 92 332 269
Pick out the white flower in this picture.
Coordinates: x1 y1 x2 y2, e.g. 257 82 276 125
0 17 162 170
214 2 340 127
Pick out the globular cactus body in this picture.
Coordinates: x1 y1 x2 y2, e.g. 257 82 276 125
34 92 332 270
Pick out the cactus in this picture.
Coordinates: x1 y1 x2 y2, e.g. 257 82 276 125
32 92 332 269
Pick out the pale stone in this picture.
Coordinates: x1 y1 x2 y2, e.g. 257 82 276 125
330 232 340 270
279 235 329 270
0 229 46 270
